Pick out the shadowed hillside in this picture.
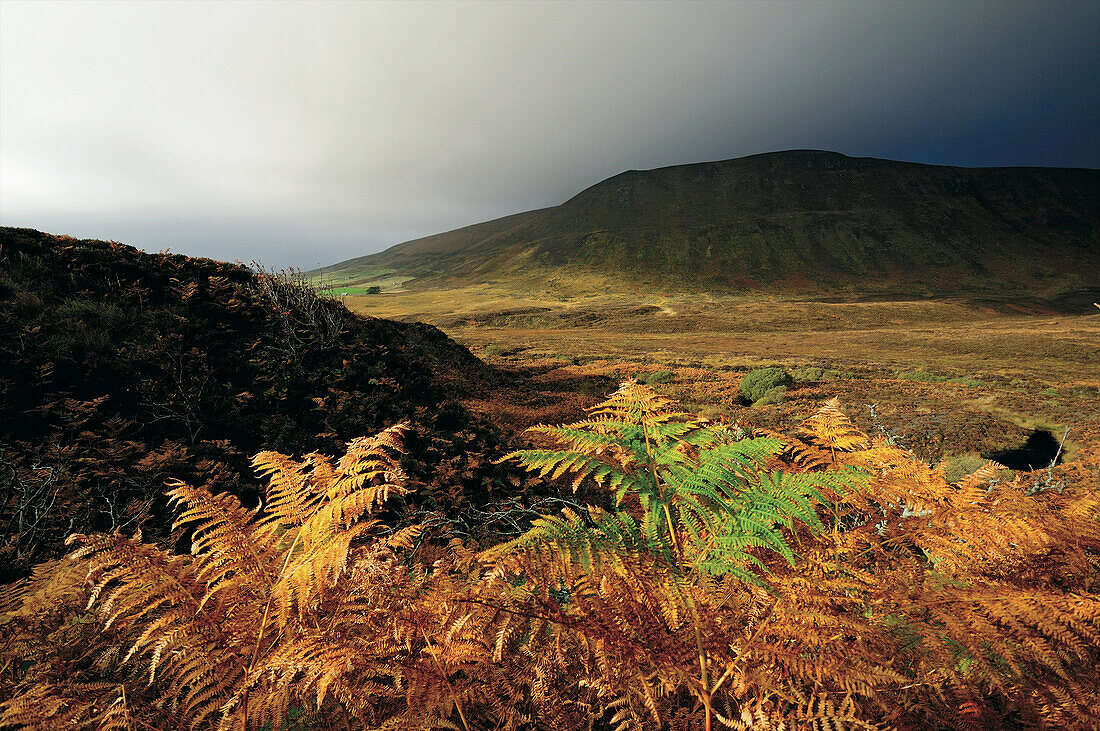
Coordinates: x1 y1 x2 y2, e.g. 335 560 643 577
327 150 1099 304
0 227 516 579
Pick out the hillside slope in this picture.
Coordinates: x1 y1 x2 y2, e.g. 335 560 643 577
336 150 1100 302
0 228 512 579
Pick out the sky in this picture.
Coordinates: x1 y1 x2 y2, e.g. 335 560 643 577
1 0 1098 268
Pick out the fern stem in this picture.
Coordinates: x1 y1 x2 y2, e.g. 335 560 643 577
640 404 707 727
241 526 303 729
663 503 681 556
120 685 131 731
693 618 713 731
641 418 680 556
709 662 737 696
416 621 471 731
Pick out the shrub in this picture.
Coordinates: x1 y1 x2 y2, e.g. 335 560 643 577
739 367 793 402
753 385 787 406
365 285 382 294
790 366 849 382
942 453 989 483
791 366 824 382
642 369 674 385
251 265 348 356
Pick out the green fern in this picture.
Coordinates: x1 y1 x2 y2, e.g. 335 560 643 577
501 381 865 584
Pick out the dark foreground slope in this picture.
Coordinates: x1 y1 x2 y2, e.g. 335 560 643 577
0 228 513 579
340 150 1099 303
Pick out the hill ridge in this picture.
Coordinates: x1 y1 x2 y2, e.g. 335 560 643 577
322 150 1100 302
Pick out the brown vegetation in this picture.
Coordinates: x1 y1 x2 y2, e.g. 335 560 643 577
3 228 1099 729
2 387 1098 729
0 228 513 580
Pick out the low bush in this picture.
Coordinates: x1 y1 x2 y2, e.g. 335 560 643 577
791 366 824 382
642 369 674 385
740 367 793 402
942 453 990 483
791 366 850 382
753 384 787 406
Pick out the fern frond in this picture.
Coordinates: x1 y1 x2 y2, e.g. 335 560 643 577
0 682 133 730
332 423 409 498
799 398 870 452
499 448 624 486
483 506 657 579
168 481 276 592
93 691 134 731
252 449 325 531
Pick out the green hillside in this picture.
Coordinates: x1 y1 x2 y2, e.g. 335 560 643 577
325 150 1100 304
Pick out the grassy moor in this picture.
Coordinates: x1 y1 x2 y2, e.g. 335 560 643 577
1 152 1099 730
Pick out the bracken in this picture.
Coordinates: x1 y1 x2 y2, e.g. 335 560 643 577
1 385 1098 730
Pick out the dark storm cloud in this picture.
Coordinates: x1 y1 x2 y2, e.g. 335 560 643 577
1 0 1097 267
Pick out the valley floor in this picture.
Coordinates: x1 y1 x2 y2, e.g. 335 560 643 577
344 287 1100 485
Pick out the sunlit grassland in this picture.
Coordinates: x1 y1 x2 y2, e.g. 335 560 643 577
343 285 1100 385
342 284 1100 476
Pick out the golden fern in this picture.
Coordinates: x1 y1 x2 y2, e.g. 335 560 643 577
0 682 134 731
2 389 1099 730
476 387 1100 729
799 397 871 453
0 422 479 731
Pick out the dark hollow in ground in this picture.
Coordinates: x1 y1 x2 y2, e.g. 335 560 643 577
985 429 1063 471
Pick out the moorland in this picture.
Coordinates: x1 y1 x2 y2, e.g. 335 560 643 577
327 150 1100 480
321 150 1100 303
2 152 1099 730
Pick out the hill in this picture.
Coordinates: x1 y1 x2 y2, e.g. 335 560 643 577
0 227 519 579
325 150 1100 305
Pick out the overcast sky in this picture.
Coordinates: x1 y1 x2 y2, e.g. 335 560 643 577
2 0 1098 268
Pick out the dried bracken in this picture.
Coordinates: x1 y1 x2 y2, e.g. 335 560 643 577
2 386 1098 729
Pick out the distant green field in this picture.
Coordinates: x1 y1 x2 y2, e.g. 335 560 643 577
318 286 382 296
309 265 397 287
315 273 416 297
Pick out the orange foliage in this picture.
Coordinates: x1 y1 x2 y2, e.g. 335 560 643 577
2 392 1099 730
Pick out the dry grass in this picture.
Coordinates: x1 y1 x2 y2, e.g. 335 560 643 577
341 285 1100 485
345 286 1100 384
